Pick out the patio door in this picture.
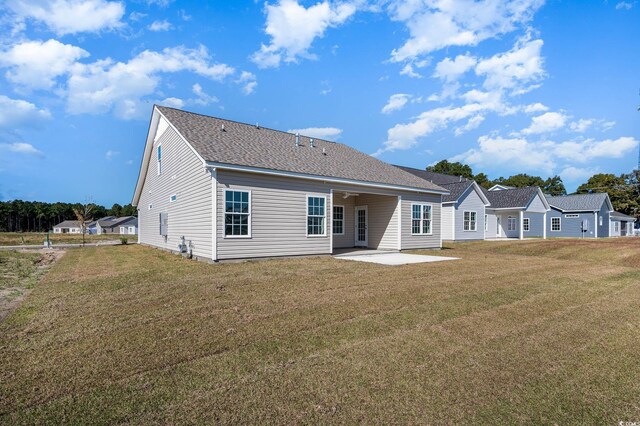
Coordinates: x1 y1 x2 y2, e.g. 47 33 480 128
355 206 368 247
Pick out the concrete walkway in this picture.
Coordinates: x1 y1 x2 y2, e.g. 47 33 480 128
334 250 459 266
0 240 122 250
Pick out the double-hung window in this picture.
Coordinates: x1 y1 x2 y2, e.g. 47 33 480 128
157 144 162 175
333 205 344 235
411 203 432 235
508 217 517 231
307 196 326 236
225 190 250 237
463 211 477 231
551 217 561 231
523 218 530 232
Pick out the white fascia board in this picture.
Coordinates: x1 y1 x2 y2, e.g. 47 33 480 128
205 161 450 195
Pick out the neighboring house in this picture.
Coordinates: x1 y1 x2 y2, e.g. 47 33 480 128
483 186 551 239
396 167 490 241
544 193 613 238
96 216 138 235
132 106 449 261
609 211 636 237
53 220 83 234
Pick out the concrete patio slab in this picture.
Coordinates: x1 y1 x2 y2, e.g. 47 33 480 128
334 252 459 266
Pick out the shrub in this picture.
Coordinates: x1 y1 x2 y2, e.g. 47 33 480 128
120 237 128 245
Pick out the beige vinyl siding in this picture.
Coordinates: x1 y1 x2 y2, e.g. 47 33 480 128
332 194 355 248
216 170 331 260
138 122 212 259
354 193 399 250
401 193 442 250
441 204 455 240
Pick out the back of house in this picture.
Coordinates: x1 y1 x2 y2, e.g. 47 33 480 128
132 106 449 261
545 193 613 238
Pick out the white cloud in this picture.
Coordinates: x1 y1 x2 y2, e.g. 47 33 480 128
0 95 51 129
0 142 44 156
433 54 476 82
559 166 598 182
6 0 125 35
521 111 567 134
66 45 235 119
475 37 545 93
192 83 218 106
452 134 639 174
616 2 634 10
105 149 119 160
569 118 594 133
388 0 544 62
399 63 422 78
236 71 257 95
252 0 357 68
148 19 172 31
158 97 184 109
454 115 485 136
0 39 89 89
523 102 548 113
287 127 342 140
381 93 411 114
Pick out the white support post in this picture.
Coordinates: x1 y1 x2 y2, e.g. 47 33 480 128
329 189 334 254
519 210 524 240
211 168 218 261
397 195 402 251
594 212 598 238
543 212 547 240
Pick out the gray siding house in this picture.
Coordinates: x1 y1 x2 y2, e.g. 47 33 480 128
544 193 613 238
483 186 550 239
132 106 449 261
396 167 490 241
610 211 636 237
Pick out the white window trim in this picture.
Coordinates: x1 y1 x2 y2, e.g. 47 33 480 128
332 204 345 235
410 202 433 236
463 210 477 232
223 189 252 239
507 217 517 232
128 226 135 234
157 143 162 176
551 217 561 232
484 214 488 232
523 217 530 232
306 194 327 237
169 194 177 203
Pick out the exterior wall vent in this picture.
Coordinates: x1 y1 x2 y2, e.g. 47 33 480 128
295 133 300 147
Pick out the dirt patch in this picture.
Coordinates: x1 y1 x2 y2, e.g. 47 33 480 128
0 249 64 322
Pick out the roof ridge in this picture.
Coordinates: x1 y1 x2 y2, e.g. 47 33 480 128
156 105 339 144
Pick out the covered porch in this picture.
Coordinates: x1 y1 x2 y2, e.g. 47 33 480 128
486 209 547 240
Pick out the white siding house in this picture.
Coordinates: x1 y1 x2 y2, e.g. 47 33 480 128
132 106 449 261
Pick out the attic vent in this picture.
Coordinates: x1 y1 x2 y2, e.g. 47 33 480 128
310 138 315 148
295 133 300 147
221 124 225 131
322 147 326 155
256 122 260 129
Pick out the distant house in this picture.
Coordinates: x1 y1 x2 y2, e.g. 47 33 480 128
484 186 551 239
96 216 138 235
53 220 83 234
132 106 449 261
397 167 490 241
545 193 613 238
609 211 636 237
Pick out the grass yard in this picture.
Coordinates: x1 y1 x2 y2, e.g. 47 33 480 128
0 232 121 246
1 239 640 424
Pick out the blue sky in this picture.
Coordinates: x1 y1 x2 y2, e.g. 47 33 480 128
0 0 638 206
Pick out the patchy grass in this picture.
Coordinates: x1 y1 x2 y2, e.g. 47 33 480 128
0 250 62 321
0 232 119 246
1 240 640 424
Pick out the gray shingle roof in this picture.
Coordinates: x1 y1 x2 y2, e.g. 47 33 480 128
53 220 81 228
157 106 447 193
483 186 539 209
545 193 610 212
611 211 636 221
438 181 475 203
98 216 137 228
395 165 470 185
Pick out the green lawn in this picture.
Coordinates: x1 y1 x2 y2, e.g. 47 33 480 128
1 239 640 424
0 232 121 246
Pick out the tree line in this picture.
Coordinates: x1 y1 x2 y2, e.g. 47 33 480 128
426 160 640 217
0 201 137 233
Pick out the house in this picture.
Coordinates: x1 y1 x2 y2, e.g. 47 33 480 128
544 193 613 238
96 216 138 235
132 106 449 261
484 186 550 239
610 211 637 237
396 167 490 241
53 220 83 234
